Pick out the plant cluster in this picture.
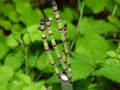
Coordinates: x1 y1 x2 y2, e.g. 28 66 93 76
0 0 120 90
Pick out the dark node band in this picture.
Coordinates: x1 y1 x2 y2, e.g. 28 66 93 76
56 73 61 78
62 39 66 43
40 29 44 32
64 23 67 28
56 17 60 21
52 63 56 67
45 48 50 52
40 20 44 25
57 56 62 60
42 36 46 40
68 63 72 67
45 18 50 22
65 51 69 55
46 24 51 28
49 33 53 36
64 60 67 63
51 0 57 7
52 43 57 48
54 9 58 12
63 68 67 73
59 28 63 31
44 83 49 88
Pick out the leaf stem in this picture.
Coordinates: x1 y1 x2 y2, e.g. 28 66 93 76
112 4 118 16
69 1 84 52
25 45 28 74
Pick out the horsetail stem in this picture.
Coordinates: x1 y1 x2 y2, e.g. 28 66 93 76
63 24 67 36
51 0 71 67
45 18 71 78
44 83 51 90
40 20 61 79
51 0 72 82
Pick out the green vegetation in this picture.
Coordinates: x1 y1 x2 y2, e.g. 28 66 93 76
0 0 120 90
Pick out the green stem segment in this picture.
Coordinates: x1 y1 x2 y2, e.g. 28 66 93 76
45 18 72 80
44 83 51 90
51 0 72 82
40 20 61 79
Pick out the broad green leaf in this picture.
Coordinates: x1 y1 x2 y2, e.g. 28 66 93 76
13 0 43 26
0 20 12 30
26 24 41 42
0 43 9 60
4 50 24 70
75 34 110 64
6 34 19 47
9 80 24 90
84 0 107 13
43 8 55 19
8 11 19 23
0 82 8 90
28 52 39 68
60 7 79 21
108 15 120 28
0 3 14 16
23 81 46 90
15 73 32 85
36 52 49 71
23 34 31 45
0 66 14 82
71 52 94 81
47 74 60 84
96 58 120 83
106 50 117 58
78 17 117 35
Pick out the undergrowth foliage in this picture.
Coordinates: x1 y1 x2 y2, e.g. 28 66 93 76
0 0 120 90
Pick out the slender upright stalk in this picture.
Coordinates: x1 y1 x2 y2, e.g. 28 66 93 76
45 18 70 77
40 20 61 79
112 4 118 16
51 0 72 81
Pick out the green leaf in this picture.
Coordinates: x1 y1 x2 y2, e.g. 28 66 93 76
0 82 8 90
0 66 14 82
106 50 117 58
115 0 120 4
60 7 79 21
0 3 14 16
78 17 117 35
0 20 12 30
84 0 107 13
8 11 19 23
108 15 120 28
36 52 49 71
71 52 94 81
13 0 43 26
4 50 24 70
6 34 19 47
23 34 31 45
0 43 9 60
75 34 110 64
23 81 46 90
15 73 32 85
9 80 24 90
96 58 120 83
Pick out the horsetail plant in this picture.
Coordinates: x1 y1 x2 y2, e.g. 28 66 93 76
51 0 72 81
40 20 61 79
40 0 73 90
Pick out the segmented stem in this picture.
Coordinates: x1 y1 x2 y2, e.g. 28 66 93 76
44 83 51 90
51 0 72 82
45 18 68 73
40 20 61 79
